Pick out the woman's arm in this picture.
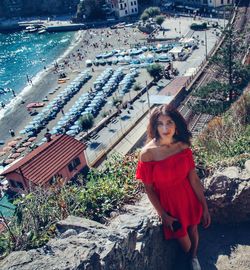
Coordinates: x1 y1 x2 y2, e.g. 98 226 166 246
144 184 164 216
144 184 177 230
188 169 211 228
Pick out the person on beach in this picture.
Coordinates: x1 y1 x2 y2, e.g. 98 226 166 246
136 105 211 270
9 129 15 137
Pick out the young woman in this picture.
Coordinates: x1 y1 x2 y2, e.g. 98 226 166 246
136 105 211 270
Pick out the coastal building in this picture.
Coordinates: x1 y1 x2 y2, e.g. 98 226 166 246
0 135 87 193
106 0 138 18
207 0 235 8
163 0 235 9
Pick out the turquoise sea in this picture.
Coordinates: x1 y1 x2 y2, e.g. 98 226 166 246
0 31 75 104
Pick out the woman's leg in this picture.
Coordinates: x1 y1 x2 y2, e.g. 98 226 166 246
177 234 191 253
187 225 199 258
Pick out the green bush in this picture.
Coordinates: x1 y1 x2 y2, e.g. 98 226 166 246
155 15 165 26
190 22 207 31
146 63 163 80
0 153 141 257
194 91 250 171
133 83 142 91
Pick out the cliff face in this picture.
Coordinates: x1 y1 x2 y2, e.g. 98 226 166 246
1 0 79 18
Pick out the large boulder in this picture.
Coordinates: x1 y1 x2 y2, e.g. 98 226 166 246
0 196 180 270
204 160 250 223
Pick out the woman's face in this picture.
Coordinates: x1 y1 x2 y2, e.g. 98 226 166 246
156 115 176 140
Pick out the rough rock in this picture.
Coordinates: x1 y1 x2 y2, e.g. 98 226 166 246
1 162 250 269
0 196 179 270
204 162 250 223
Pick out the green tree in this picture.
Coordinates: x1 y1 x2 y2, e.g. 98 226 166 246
155 15 165 26
146 63 163 81
145 7 160 17
210 27 249 103
140 12 149 22
79 113 94 134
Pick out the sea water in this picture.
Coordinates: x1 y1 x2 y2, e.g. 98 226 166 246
0 31 75 105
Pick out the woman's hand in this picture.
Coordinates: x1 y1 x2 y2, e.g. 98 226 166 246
202 208 211 228
161 212 178 231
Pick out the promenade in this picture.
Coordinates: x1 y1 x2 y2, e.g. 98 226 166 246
84 17 226 167
0 15 226 170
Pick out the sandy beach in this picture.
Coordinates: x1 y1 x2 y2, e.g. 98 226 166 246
0 22 148 161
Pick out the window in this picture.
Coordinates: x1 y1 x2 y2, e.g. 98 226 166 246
134 1 136 5
9 180 24 189
132 8 134 13
221 0 224 4
125 10 128 14
68 157 81 172
135 8 137 12
131 1 133 5
120 3 123 9
125 3 127 7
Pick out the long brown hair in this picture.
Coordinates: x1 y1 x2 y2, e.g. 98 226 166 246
146 104 192 145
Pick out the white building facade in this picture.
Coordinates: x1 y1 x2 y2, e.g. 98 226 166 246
106 0 138 18
167 0 235 8
207 0 235 8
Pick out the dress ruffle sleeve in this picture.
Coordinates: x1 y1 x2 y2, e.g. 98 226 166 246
135 161 153 185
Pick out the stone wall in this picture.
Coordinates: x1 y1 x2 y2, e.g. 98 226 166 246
0 161 249 270
1 0 79 18
204 161 250 224
0 195 181 270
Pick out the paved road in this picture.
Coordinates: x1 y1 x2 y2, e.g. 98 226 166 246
85 17 226 166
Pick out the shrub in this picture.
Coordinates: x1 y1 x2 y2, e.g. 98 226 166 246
133 83 142 91
194 90 250 171
190 22 207 31
146 63 163 80
0 153 141 257
155 15 165 26
79 113 94 132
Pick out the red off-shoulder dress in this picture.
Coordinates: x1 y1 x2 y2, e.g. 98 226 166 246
136 148 202 239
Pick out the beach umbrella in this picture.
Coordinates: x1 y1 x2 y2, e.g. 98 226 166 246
5 158 15 164
16 147 26 153
14 136 22 141
66 130 76 136
69 125 79 130
10 152 21 159
0 152 6 157
8 140 18 147
3 146 12 152
28 137 37 142
23 141 32 147
7 141 18 147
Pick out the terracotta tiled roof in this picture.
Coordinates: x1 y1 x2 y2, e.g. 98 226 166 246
1 135 86 186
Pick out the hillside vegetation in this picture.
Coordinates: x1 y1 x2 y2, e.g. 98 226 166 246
1 88 249 258
193 88 250 173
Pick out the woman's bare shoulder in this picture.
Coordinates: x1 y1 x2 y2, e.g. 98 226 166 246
178 142 190 151
140 140 157 162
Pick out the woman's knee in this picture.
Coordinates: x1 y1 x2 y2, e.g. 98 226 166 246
177 235 191 253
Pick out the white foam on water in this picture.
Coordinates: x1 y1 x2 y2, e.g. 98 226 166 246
0 30 84 122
